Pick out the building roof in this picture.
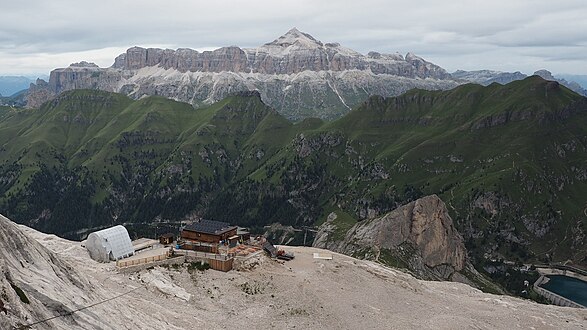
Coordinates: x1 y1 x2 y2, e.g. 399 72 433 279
237 227 250 235
131 238 158 251
183 219 237 236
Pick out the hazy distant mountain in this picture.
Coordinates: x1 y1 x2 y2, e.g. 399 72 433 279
25 28 459 120
453 69 587 97
533 70 587 96
451 70 527 86
0 76 35 96
557 74 587 89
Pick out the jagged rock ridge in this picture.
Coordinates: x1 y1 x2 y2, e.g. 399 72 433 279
27 28 458 120
110 28 449 78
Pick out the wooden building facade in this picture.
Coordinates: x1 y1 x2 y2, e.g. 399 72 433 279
159 233 174 245
180 219 237 244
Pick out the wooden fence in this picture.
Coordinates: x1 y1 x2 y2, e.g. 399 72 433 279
117 256 186 274
116 253 168 267
174 250 234 272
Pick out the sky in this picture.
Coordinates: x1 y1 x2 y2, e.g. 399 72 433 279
1 0 586 77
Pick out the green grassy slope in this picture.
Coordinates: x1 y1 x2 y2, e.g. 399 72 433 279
0 90 293 236
211 77 587 265
325 77 587 264
1 77 586 268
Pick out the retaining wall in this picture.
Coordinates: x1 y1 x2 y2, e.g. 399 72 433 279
174 250 234 272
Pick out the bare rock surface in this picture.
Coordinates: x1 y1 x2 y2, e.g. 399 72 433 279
314 195 469 281
453 69 587 97
1 213 585 329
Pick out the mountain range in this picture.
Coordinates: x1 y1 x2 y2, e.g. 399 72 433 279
1 76 587 276
451 69 587 96
25 28 458 120
23 28 587 121
558 74 587 89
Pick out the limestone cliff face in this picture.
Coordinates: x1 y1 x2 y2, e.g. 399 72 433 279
25 78 55 108
47 62 125 95
0 214 192 329
314 195 469 281
406 196 466 271
27 28 458 120
105 29 449 78
0 215 94 329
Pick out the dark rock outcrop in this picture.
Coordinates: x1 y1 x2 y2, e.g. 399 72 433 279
313 195 471 281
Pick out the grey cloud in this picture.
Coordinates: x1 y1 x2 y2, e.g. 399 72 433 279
0 0 585 75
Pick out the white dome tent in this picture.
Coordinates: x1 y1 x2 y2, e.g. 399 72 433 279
86 225 134 262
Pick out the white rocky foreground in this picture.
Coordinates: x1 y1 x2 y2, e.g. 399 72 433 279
0 214 585 329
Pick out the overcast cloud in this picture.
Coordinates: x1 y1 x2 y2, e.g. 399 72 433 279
1 0 585 76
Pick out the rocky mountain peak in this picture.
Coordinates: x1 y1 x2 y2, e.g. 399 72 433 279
69 61 99 68
265 27 323 48
533 69 587 95
405 52 424 62
534 69 555 81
